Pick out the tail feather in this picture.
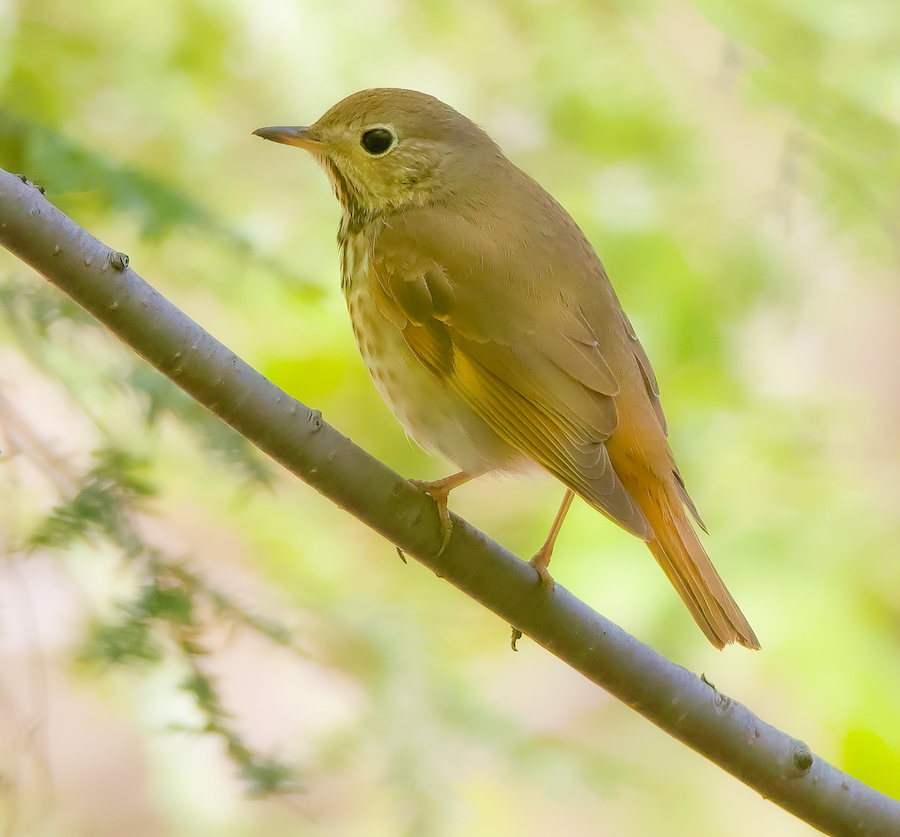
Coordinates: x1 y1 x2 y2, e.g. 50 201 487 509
643 487 759 650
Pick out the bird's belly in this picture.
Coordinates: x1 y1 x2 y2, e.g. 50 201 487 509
345 288 524 476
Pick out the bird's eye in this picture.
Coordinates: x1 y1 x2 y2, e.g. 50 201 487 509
361 128 395 155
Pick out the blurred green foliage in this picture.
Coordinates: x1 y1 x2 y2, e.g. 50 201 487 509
1 0 899 835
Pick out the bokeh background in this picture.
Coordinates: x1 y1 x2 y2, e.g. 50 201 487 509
2 0 900 834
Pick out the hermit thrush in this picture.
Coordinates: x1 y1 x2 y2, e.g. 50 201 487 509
254 88 759 649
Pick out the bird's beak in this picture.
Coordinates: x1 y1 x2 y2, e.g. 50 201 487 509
252 125 323 151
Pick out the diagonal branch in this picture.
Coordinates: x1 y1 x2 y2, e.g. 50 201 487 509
1 166 897 836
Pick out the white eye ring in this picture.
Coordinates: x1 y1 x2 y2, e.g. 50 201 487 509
360 126 396 155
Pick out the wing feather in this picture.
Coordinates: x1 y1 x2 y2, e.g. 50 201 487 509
370 208 656 538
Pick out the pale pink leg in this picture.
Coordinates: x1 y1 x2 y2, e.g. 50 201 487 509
409 471 474 554
529 489 575 584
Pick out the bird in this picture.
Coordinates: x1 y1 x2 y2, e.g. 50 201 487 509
254 88 759 650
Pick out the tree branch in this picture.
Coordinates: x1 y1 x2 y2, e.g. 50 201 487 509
1 166 896 836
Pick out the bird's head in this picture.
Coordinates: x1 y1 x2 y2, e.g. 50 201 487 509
254 88 503 220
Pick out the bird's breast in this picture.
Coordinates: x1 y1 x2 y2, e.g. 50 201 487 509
340 225 524 476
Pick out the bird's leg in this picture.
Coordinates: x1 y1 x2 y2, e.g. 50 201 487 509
409 471 474 554
529 489 575 584
511 490 576 649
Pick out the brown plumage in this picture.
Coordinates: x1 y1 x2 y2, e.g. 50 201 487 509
254 88 759 649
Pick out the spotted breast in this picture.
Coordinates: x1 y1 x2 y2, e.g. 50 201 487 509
340 215 526 477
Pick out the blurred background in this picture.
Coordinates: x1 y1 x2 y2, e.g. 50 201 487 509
1 0 899 834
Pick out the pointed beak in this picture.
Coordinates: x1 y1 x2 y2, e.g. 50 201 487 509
252 125 323 151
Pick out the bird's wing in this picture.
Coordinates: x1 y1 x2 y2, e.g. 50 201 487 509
369 208 653 539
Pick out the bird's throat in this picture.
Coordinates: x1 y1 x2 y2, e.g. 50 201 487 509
325 159 370 236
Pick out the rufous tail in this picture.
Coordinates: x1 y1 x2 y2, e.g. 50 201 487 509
642 485 759 650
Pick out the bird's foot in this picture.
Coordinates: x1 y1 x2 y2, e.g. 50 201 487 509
528 545 556 587
507 545 559 651
409 472 471 556
509 546 557 651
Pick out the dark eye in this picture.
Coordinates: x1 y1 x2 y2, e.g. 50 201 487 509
361 127 395 155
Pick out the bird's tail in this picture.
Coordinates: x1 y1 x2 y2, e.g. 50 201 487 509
642 484 759 650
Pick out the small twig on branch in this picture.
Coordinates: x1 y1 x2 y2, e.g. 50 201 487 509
1 167 898 836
